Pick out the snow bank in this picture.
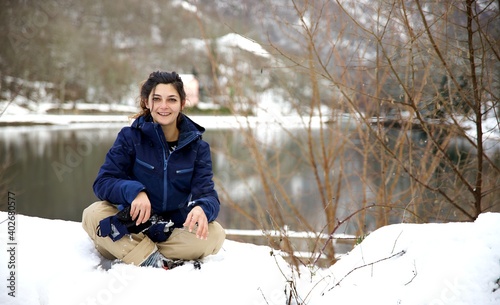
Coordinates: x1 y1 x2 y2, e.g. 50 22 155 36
306 212 500 305
0 212 499 305
0 212 291 305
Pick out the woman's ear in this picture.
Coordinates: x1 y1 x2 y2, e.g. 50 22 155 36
143 97 150 109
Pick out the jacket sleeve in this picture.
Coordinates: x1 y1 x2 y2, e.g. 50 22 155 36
93 128 145 205
191 140 220 222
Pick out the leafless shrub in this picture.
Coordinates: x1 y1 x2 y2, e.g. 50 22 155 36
197 0 500 268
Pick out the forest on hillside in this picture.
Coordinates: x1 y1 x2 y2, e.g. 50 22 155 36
0 1 258 105
2 0 498 117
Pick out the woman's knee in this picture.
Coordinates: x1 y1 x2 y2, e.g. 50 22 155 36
208 221 226 255
82 201 117 237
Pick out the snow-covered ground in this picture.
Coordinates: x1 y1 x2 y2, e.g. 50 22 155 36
457 111 500 155
0 211 499 305
5 99 498 144
0 99 333 130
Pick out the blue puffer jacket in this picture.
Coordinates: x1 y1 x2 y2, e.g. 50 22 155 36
93 113 220 227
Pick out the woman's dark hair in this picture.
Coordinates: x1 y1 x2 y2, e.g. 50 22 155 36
133 71 186 118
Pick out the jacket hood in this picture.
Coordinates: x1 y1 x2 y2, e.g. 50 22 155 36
131 113 204 132
131 113 205 145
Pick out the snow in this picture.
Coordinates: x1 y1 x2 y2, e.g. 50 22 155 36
172 0 198 13
0 114 132 126
181 32 271 59
457 111 500 154
0 98 331 130
217 33 271 59
1 211 499 305
318 213 500 304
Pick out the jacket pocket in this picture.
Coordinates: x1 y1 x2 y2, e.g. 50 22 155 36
135 158 155 170
176 168 193 174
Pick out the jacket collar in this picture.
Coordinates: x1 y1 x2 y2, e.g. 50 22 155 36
131 113 204 148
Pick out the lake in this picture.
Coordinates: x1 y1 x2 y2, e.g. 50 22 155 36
0 119 361 225
1 118 497 242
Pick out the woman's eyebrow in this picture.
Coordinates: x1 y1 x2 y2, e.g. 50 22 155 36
153 94 177 98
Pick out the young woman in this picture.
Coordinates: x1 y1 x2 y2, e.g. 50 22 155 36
82 71 225 269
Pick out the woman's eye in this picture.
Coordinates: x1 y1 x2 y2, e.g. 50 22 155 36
153 97 160 102
168 98 177 103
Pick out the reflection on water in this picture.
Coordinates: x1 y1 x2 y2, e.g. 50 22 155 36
0 124 124 222
1 123 368 231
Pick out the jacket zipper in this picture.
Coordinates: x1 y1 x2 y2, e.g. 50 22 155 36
155 126 201 211
176 168 193 174
136 158 155 170
155 126 169 211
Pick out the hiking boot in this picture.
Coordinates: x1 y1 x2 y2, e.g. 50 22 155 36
162 258 185 270
140 250 166 268
140 250 189 270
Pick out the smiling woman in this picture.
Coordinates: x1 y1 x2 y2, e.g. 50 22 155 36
81 71 225 269
148 84 184 141
135 72 187 141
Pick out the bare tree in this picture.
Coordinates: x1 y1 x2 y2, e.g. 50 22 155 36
203 0 500 267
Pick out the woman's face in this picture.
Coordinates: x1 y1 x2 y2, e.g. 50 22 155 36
147 83 184 128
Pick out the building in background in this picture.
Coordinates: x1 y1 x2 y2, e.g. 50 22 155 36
179 74 199 107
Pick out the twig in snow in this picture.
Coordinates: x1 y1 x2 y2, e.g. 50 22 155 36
391 230 404 254
257 287 270 305
405 260 418 285
324 249 406 294
314 203 421 266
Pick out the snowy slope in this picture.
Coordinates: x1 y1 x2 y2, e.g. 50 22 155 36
315 212 500 305
0 212 499 305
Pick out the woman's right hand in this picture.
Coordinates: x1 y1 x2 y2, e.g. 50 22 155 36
130 191 151 226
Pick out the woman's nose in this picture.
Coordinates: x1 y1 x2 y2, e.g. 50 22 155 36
159 99 169 107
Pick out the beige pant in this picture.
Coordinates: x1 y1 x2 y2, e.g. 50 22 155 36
82 201 225 266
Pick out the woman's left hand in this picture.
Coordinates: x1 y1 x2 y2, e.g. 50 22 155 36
183 206 209 240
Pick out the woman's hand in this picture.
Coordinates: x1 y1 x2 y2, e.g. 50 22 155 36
183 206 209 240
130 191 151 226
